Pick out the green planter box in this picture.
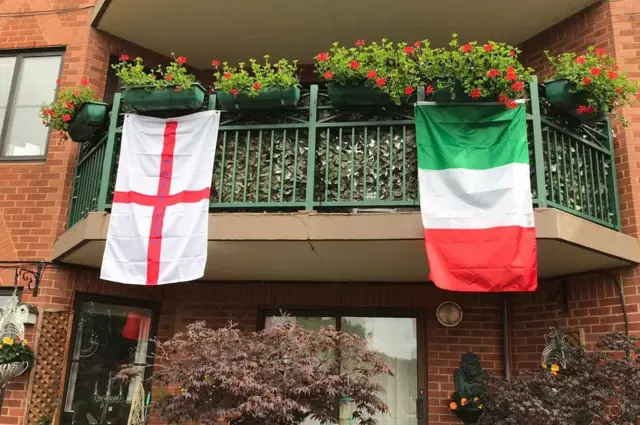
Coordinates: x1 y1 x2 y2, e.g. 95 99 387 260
217 86 300 110
121 84 206 113
67 101 107 143
430 79 492 103
544 78 605 122
327 82 394 107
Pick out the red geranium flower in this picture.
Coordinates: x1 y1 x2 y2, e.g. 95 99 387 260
616 88 624 95
425 85 434 95
575 56 586 64
483 44 494 52
44 108 54 117
80 78 89 86
42 120 46 125
166 75 174 81
355 40 366 47
414 40 421 48
324 71 334 80
62 114 72 122
56 78 60 85
376 78 386 86
582 77 592 85
506 66 515 73
637 92 640 100
591 67 601 76
119 54 129 62
596 48 606 56
176 56 187 65
608 71 618 79
511 81 524 92
65 102 74 109
509 50 516 57
498 94 509 103
230 88 240 98
487 69 499 78
506 100 518 109
349 60 361 70
224 72 232 80
404 46 415 54
470 88 482 98
404 86 414 95
212 60 221 67
462 44 473 53
367 70 377 79
316 52 329 62
253 82 261 90
577 105 596 114
505 73 517 81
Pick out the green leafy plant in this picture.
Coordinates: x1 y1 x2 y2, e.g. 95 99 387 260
449 392 484 423
0 336 34 369
314 39 420 104
39 79 99 139
546 47 639 125
111 53 197 90
212 56 299 97
416 34 532 108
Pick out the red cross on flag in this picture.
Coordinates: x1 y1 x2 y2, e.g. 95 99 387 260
101 110 221 285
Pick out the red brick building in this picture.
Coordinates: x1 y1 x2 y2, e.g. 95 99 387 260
0 1 639 425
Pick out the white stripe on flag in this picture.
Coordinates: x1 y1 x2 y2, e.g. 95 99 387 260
419 162 534 230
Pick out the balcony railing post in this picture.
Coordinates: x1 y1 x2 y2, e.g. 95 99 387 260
606 118 622 231
304 85 319 210
97 93 122 211
529 76 547 207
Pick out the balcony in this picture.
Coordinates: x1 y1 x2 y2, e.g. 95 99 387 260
53 79 640 282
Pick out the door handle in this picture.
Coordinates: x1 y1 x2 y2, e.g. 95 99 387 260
416 389 425 420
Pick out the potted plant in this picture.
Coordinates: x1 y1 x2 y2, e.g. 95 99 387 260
112 54 206 113
0 336 34 387
545 47 639 124
449 392 484 425
417 34 532 108
213 56 300 110
40 79 107 143
447 353 487 425
314 39 419 107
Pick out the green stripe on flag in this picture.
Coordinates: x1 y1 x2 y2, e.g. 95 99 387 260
415 104 528 171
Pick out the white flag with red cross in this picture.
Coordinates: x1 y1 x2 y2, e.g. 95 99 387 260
100 110 221 285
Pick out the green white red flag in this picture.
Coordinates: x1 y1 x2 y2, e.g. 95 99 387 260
415 102 537 292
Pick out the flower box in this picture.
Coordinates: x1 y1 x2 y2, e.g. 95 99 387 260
67 101 108 143
327 83 397 107
121 83 206 113
217 86 300 110
430 79 488 103
544 79 605 122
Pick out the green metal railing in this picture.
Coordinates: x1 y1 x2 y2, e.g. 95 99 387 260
67 76 621 231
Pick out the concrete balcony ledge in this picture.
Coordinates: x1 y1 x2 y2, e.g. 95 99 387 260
53 208 639 282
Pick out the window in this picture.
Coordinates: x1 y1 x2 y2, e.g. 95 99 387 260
263 309 426 425
62 295 158 425
0 51 63 159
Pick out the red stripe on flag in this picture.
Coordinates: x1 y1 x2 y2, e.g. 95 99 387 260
146 121 178 286
424 226 537 292
113 188 211 206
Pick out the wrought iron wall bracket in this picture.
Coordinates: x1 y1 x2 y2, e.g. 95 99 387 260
0 262 47 297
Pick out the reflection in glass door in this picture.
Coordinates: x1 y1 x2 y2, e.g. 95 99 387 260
264 312 423 425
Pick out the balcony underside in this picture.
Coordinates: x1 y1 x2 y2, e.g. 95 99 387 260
92 0 600 68
53 209 639 282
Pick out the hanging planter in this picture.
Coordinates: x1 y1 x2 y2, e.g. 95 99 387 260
113 55 205 114
545 47 640 126
213 57 300 111
543 79 605 122
314 39 418 107
217 86 300 110
327 83 395 107
121 84 206 113
0 362 29 387
40 78 105 142
67 101 108 143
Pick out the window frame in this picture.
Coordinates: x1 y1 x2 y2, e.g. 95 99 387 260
0 49 65 162
60 292 161 425
258 306 428 425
